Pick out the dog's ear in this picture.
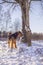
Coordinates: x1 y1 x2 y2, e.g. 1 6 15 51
8 32 12 38
18 31 23 36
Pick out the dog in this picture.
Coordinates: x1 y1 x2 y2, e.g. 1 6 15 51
8 31 23 49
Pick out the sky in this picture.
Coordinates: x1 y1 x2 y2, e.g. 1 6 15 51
30 1 43 33
0 1 43 33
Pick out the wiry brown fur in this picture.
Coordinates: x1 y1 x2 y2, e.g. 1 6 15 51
8 31 23 49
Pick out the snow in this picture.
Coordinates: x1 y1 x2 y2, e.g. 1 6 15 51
0 40 43 65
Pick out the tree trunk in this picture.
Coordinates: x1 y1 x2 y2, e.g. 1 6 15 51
21 0 31 46
15 0 31 46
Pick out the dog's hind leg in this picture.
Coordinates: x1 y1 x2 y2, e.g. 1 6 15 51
13 39 17 48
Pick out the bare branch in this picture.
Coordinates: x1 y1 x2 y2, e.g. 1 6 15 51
0 0 17 4
12 4 19 10
0 1 5 4
8 3 19 12
3 0 17 3
15 0 22 3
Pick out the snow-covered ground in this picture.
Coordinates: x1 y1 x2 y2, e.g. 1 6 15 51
0 40 43 65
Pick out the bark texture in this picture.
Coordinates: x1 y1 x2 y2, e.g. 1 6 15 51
15 0 31 46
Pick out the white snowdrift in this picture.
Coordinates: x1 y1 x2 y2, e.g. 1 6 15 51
0 40 43 65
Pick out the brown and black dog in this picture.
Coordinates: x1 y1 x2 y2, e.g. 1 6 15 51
8 31 23 49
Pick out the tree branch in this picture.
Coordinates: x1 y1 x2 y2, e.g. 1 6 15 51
3 0 17 4
9 3 19 12
0 0 17 4
0 1 5 4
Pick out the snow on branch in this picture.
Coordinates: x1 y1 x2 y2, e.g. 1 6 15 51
0 0 5 4
0 0 17 4
3 0 17 3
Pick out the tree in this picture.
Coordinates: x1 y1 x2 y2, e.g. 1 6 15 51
15 0 31 46
0 0 31 46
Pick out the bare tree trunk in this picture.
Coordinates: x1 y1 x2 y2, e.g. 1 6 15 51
21 0 31 46
15 0 31 46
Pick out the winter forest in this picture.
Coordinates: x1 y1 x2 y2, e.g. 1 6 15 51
0 0 43 65
0 1 22 32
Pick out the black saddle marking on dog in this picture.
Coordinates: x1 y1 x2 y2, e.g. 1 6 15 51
8 32 19 40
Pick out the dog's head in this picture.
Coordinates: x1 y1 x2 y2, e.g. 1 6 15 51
17 31 23 41
18 31 23 37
